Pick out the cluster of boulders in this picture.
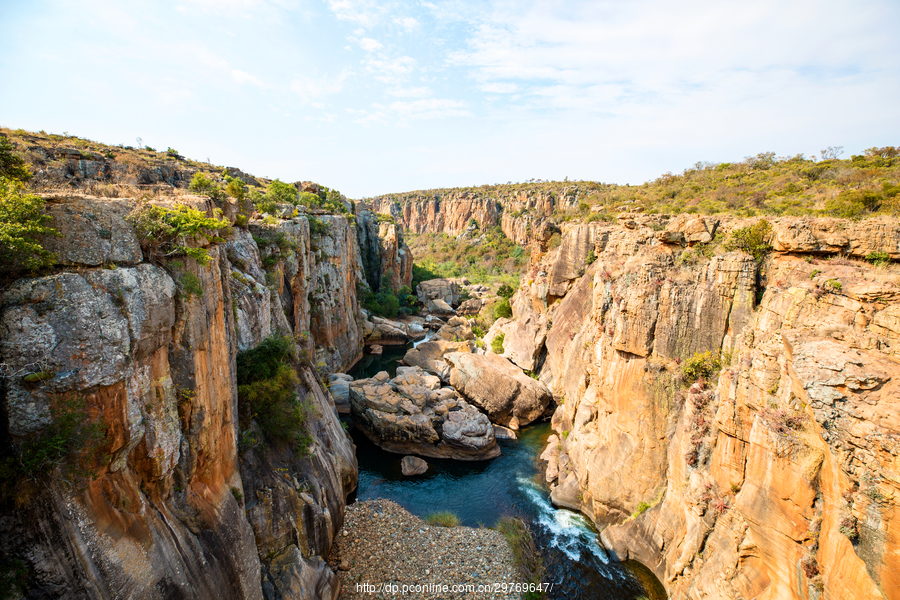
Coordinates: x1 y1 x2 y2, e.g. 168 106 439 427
345 316 553 466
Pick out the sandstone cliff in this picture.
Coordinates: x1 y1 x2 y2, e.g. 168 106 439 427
0 192 405 598
521 215 900 599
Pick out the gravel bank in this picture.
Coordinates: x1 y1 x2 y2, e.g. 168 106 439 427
328 499 519 599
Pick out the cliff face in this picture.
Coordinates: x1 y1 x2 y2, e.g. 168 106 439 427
0 193 387 599
526 215 900 599
369 186 588 246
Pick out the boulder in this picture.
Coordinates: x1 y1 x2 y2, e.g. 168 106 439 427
328 373 354 414
445 352 552 427
666 215 719 244
364 316 409 346
456 298 483 316
402 339 474 382
401 456 429 476
348 367 499 461
416 279 460 312
369 345 383 355
434 316 475 342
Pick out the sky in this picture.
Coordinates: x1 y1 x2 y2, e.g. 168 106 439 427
1 0 898 198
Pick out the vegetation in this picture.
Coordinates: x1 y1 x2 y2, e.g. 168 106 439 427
495 516 545 600
497 284 515 299
372 146 900 222
0 177 57 273
0 395 106 483
681 351 722 382
494 297 512 319
492 332 506 354
236 336 312 452
406 227 528 287
0 136 31 181
127 202 230 265
189 172 225 200
724 219 773 261
424 511 461 527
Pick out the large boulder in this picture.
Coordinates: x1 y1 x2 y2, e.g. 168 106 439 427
433 316 475 342
416 279 460 313
363 316 410 346
401 339 474 382
348 367 499 460
445 352 552 428
484 297 548 372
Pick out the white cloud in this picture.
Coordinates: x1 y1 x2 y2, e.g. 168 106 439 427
328 0 382 27
393 16 420 29
387 86 432 97
290 70 351 103
358 37 383 52
231 69 264 86
479 82 517 94
389 98 469 120
364 55 417 84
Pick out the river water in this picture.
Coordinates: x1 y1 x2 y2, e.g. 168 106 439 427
346 344 666 600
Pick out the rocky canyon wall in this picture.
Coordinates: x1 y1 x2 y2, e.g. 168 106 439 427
0 192 404 598
523 214 900 599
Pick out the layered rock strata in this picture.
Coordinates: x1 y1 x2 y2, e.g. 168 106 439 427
0 192 410 599
509 215 900 600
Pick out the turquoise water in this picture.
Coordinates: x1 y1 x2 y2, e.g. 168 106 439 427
346 348 664 599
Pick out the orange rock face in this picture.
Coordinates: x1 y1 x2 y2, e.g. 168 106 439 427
523 218 900 599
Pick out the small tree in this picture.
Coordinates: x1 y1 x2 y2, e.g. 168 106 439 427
0 177 56 272
0 137 31 181
268 179 297 205
497 284 515 299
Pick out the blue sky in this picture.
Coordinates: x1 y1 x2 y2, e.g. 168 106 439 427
1 0 898 198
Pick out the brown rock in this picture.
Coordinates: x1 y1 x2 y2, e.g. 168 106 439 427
445 352 552 427
401 456 429 476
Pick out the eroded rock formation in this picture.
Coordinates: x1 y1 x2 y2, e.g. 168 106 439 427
513 215 900 599
0 192 411 599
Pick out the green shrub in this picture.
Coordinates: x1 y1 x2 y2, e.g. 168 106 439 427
237 335 295 384
724 219 773 261
189 172 224 200
497 284 515 299
492 332 505 354
494 297 512 319
824 278 842 291
825 190 883 219
425 511 461 527
681 351 722 382
0 177 57 272
585 249 597 264
267 179 297 205
127 202 229 265
297 191 321 209
495 516 545 600
236 336 312 451
0 136 31 181
865 251 891 266
225 176 246 201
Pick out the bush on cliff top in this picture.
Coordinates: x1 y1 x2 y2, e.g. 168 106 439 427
724 219 773 261
127 202 229 266
0 177 57 273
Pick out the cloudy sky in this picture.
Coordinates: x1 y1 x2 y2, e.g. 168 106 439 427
1 0 897 197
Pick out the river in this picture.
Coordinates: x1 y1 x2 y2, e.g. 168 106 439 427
346 344 666 600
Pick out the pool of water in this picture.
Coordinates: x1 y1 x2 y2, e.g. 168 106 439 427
346 346 665 600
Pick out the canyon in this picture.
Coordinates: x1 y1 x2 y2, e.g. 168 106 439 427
1 135 898 600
